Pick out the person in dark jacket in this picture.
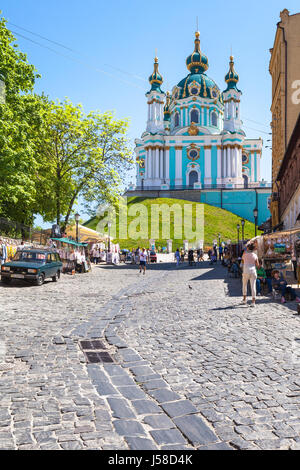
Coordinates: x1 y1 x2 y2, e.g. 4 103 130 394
271 270 300 304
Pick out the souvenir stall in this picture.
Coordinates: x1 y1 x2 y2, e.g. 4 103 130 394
65 224 108 264
50 238 89 274
0 237 45 264
256 229 300 284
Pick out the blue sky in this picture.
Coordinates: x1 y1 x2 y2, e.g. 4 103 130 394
1 0 299 226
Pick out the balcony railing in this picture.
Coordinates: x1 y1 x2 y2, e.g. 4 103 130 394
127 183 272 191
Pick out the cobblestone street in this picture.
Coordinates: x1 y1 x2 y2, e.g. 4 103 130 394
1 261 300 450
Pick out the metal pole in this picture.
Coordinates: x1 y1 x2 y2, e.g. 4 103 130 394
76 221 79 243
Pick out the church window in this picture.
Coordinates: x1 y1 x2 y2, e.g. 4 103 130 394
174 112 180 127
211 112 218 127
190 109 199 124
191 87 199 95
187 147 200 161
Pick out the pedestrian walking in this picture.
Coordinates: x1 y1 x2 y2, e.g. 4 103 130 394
175 248 180 266
139 248 147 274
241 243 259 307
218 245 223 262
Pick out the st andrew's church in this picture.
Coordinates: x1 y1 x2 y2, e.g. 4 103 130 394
131 32 271 225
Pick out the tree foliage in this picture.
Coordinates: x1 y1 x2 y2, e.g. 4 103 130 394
0 14 43 225
35 99 134 230
0 14 134 230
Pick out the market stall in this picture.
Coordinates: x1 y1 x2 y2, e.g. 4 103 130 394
254 228 300 286
0 237 45 265
65 224 108 264
50 238 90 274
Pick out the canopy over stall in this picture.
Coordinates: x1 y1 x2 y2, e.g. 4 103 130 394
50 237 88 247
65 224 107 243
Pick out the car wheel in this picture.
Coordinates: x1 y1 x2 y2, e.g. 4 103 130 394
35 273 45 286
1 278 11 285
52 271 60 282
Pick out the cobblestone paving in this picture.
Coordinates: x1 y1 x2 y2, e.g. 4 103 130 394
118 263 300 450
0 262 300 450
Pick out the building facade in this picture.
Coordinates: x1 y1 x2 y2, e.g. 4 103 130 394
278 113 300 229
130 32 271 226
269 9 300 227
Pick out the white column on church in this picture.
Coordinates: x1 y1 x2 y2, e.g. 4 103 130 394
201 107 204 126
204 145 212 184
251 152 255 182
232 146 236 178
159 148 163 179
217 146 222 182
185 107 188 127
257 151 261 182
237 146 242 180
165 147 170 182
144 148 149 179
206 107 209 126
155 147 159 180
148 148 153 179
227 147 232 178
175 146 182 186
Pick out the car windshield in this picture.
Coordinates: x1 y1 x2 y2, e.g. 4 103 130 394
13 251 46 263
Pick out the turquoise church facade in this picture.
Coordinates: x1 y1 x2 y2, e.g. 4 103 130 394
132 32 271 226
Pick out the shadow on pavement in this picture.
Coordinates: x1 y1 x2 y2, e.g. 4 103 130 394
191 263 300 314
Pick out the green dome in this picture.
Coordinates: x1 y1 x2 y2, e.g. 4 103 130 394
148 57 163 93
175 73 222 102
186 32 209 74
224 56 240 91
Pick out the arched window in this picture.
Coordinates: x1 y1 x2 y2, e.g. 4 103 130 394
243 174 249 189
211 112 218 127
189 171 198 187
190 109 199 124
174 112 180 127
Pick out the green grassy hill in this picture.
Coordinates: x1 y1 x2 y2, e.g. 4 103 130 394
85 197 260 250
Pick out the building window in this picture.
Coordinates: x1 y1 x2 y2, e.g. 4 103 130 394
211 111 218 127
174 112 180 128
189 171 198 187
190 109 199 124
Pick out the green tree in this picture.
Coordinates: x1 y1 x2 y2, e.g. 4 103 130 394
0 14 43 226
35 99 134 231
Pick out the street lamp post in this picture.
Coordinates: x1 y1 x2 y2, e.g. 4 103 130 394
218 233 221 247
108 222 111 252
241 219 245 246
75 213 80 243
253 208 258 237
237 224 240 257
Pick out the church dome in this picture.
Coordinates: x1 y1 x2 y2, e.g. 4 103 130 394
176 73 221 102
186 32 208 74
172 32 222 103
224 56 240 91
148 57 163 92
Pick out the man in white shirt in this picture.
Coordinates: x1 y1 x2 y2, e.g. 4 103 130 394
139 248 147 275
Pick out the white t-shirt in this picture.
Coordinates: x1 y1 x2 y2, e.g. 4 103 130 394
242 251 258 275
140 252 147 262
